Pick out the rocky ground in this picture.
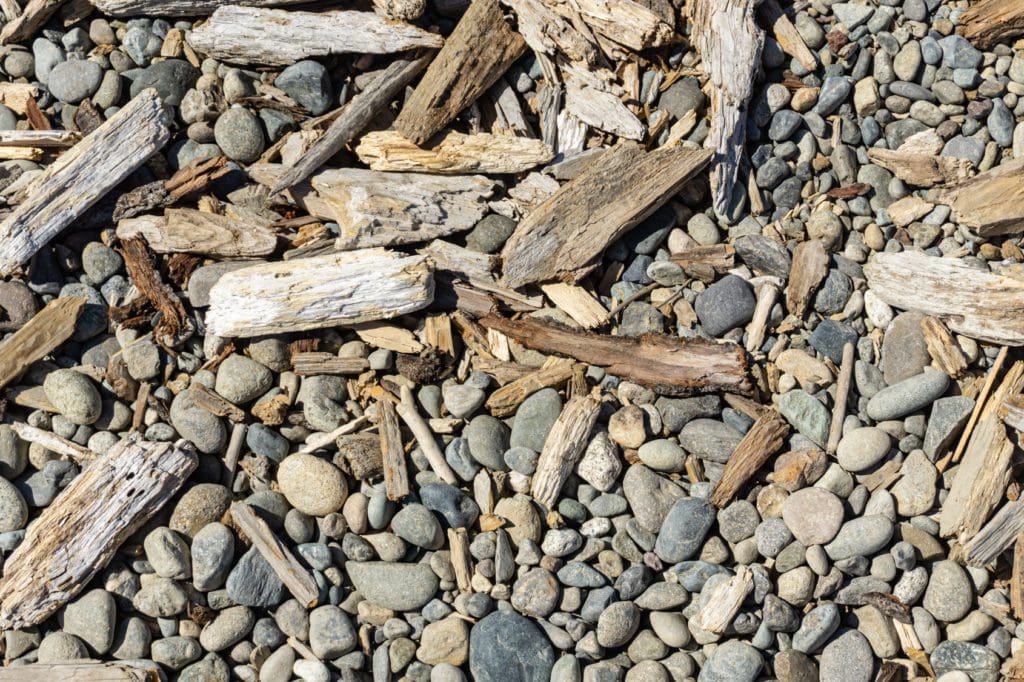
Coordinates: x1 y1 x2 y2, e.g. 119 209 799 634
0 0 1020 681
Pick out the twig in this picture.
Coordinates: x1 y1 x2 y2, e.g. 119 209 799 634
394 385 458 484
826 341 855 455
223 423 246 488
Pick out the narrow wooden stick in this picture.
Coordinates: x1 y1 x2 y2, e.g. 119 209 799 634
447 528 473 593
10 422 95 464
223 423 247 488
298 415 370 454
395 385 458 484
826 341 855 455
950 345 1008 466
230 502 319 607
378 397 409 501
1013 534 1024 620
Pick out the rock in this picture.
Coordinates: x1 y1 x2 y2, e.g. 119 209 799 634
637 439 686 472
773 650 818 682
276 454 348 516
63 589 116 654
37 632 88 663
930 641 1000 682
576 431 622 492
814 76 852 115
214 354 273 404
510 388 561 452
191 522 234 591
346 561 438 611
418 617 470 665
226 546 286 608
391 503 444 549
308 605 356 659
734 235 791 278
0 478 27 532
819 630 873 682
698 640 763 681
122 339 161 380
923 560 973 622
836 427 891 472
47 59 103 103
695 275 756 336
144 527 191 580
678 419 743 463
596 601 640 647
659 77 705 119
129 59 198 105
132 577 188 617
777 389 830 447
512 568 560 617
464 415 510 470
623 464 685 532
882 312 930 384
832 3 873 29
275 60 332 116
170 483 232 537
866 371 949 421
824 515 893 561
421 482 481 529
782 488 843 545
43 369 102 425
214 107 265 163
924 396 973 459
199 605 254 652
170 389 227 455
0 281 38 332
891 451 937 516
654 497 715 563
442 383 486 419
792 602 840 653
466 214 516 253
469 611 554 682
809 320 858 365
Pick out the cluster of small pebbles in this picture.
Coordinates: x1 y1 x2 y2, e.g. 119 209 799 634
0 0 1023 681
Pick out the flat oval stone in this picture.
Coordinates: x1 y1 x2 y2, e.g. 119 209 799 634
866 370 949 421
346 561 439 611
836 427 891 472
469 611 554 682
824 515 894 561
782 488 843 545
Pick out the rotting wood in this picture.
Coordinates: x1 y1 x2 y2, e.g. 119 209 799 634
1013 534 1024 620
826 342 855 455
0 663 158 681
378 397 410 501
486 357 575 417
395 385 458 484
501 142 711 288
710 409 789 507
959 0 1024 50
540 283 608 329
963 500 1024 567
481 314 753 396
10 422 94 463
93 0 308 15
117 238 194 347
0 436 197 629
940 157 1024 237
0 90 170 275
335 433 383 480
269 54 431 196
204 249 434 338
531 393 601 509
0 297 84 391
689 565 753 634
355 130 554 174
447 528 473 592
0 0 62 44
253 164 495 251
189 382 246 422
867 131 973 188
394 0 526 145
187 6 443 66
865 251 1024 346
921 315 967 378
786 239 829 317
758 0 816 71
291 353 369 376
117 209 276 258
229 501 319 607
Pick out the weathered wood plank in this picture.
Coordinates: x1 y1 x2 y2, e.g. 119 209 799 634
0 663 156 681
355 130 554 174
378 397 409 501
0 90 171 275
93 0 307 16
940 157 1024 237
117 208 276 258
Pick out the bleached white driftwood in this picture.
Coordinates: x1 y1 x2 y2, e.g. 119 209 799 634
187 6 443 66
251 164 495 251
93 0 307 15
205 248 434 337
563 65 645 141
355 130 554 174
0 89 171 276
116 208 277 258
559 0 673 51
0 130 80 147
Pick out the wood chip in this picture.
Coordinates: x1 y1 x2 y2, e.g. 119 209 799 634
378 397 409 501
189 382 246 422
689 565 754 633
963 500 1024 567
117 208 277 258
531 393 601 509
920 315 967 378
0 297 84 391
229 501 319 607
356 130 554 174
0 0 63 44
710 408 789 507
486 357 575 417
941 157 1024 237
786 239 829 317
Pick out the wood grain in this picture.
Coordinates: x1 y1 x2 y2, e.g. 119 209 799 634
710 409 789 507
229 501 318 607
531 394 601 509
117 208 276 258
356 130 554 174
0 297 85 391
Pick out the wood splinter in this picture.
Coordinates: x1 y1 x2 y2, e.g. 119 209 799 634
710 408 789 508
229 501 319 607
378 397 410 501
530 394 601 510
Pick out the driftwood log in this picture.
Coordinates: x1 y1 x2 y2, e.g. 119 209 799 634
205 249 434 337
0 297 85 391
501 142 711 288
187 6 443 66
0 90 171 275
959 0 1024 50
93 0 307 15
480 314 752 396
355 130 554 174
116 208 277 258
0 663 158 681
0 437 197 629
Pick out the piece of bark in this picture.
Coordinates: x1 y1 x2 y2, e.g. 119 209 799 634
758 0 816 71
0 90 170 275
447 528 473 592
486 357 575 417
670 244 736 282
501 142 711 288
117 209 276 258
10 422 95 463
710 409 789 507
688 565 753 634
189 383 246 422
940 157 1024 237
0 663 157 681
786 239 829 317
355 130 554 174
0 437 196 629
0 0 62 44
252 164 495 251
531 394 601 509
93 0 307 15
940 359 1024 546
164 155 231 202
395 385 458 484
867 146 972 188
689 0 764 216
352 322 425 354
1014 534 1024 620
269 55 431 196
0 297 84 391
377 397 409 501
540 283 608 329
959 0 1024 50
229 502 318 607
481 314 752 396
864 251 1024 346
291 353 369 376
424 315 455 356
394 0 526 145
373 0 426 20
335 433 383 480
962 500 1024 567
0 130 79 147
187 6 443 66
117 238 194 347
204 249 433 338
920 315 967 378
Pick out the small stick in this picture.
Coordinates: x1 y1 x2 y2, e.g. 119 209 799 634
131 381 151 433
298 415 370 454
1012 533 1024 620
446 528 473 593
395 385 457 484
745 282 779 354
604 282 658 321
230 502 318 607
378 397 409 501
950 345 1008 466
223 423 246 489
826 341 855 455
10 423 94 464
190 383 246 422
710 409 788 507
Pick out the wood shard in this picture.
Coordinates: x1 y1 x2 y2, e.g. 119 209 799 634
0 663 157 681
189 382 246 422
689 565 753 634
205 248 434 338
501 142 711 288
117 208 277 258
229 501 319 607
291 353 369 376
0 297 84 391
1013 534 1024 620
710 409 789 507
920 315 967 378
867 147 972 188
486 357 575 417
786 239 829 317
0 89 171 275
759 0 816 71
0 436 197 629
864 251 1024 346
959 0 1024 50
355 130 554 174
93 0 308 15
0 0 63 44
378 398 409 501
187 5 443 65
531 394 601 509
394 0 526 145
481 314 752 396
941 157 1024 237
963 500 1024 567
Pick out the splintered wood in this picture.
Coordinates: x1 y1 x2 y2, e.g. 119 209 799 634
93 0 307 15
940 157 1024 237
0 89 171 275
0 297 84 390
501 142 711 288
531 394 600 509
116 208 277 258
710 409 789 507
229 502 319 607
204 249 434 338
0 663 157 681
356 131 554 174
0 437 197 629
378 397 410 501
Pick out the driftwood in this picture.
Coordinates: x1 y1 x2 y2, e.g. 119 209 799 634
531 394 601 509
689 0 764 216
0 297 84 391
1001 394 1024 433
335 433 383 480
355 130 554 174
0 90 171 275
447 528 473 592
758 0 815 71
864 251 1024 346
501 142 711 288
0 130 79 147
0 437 197 629
867 131 973 188
291 353 369 376
0 663 157 681
394 0 526 145
93 0 307 15
786 239 829 317
689 566 753 634
963 501 1024 567
352 322 424 354
826 342 855 455
745 282 779 354
117 238 194 347
189 383 246 422
378 397 409 501
1015 535 1024 620
486 357 575 417
0 0 62 44
117 209 276 258
269 54 431 195
940 158 1024 237
709 409 789 507
395 385 458 484
563 65 645 141
10 422 95 463
0 83 38 116
187 6 443 65
540 282 608 329
481 314 752 396
374 0 426 20
920 316 967 378
229 502 319 607
959 0 1024 50
253 164 495 251
943 346 1007 471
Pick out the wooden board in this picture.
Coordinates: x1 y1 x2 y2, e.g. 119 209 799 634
0 297 85 391
117 208 276 258
93 0 307 15
205 248 434 337
355 130 554 174
0 90 171 275
500 142 711 288
0 437 197 629
187 6 443 65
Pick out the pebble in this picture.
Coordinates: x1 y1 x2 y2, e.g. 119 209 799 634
47 59 103 103
275 60 332 116
637 439 686 472
43 369 102 425
170 389 227 454
346 561 439 611
866 371 950 421
129 59 198 105
824 515 894 561
276 454 348 516
694 275 756 336
214 107 265 163
924 396 974 459
510 388 561 452
391 503 444 549
819 630 874 682
836 427 891 472
63 589 116 654
924 560 974 622
698 640 762 681
596 601 640 647
654 497 715 563
214 354 273 404
782 488 843 545
777 389 830 446
308 605 356 659
930 641 1000 682
0 478 27 532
